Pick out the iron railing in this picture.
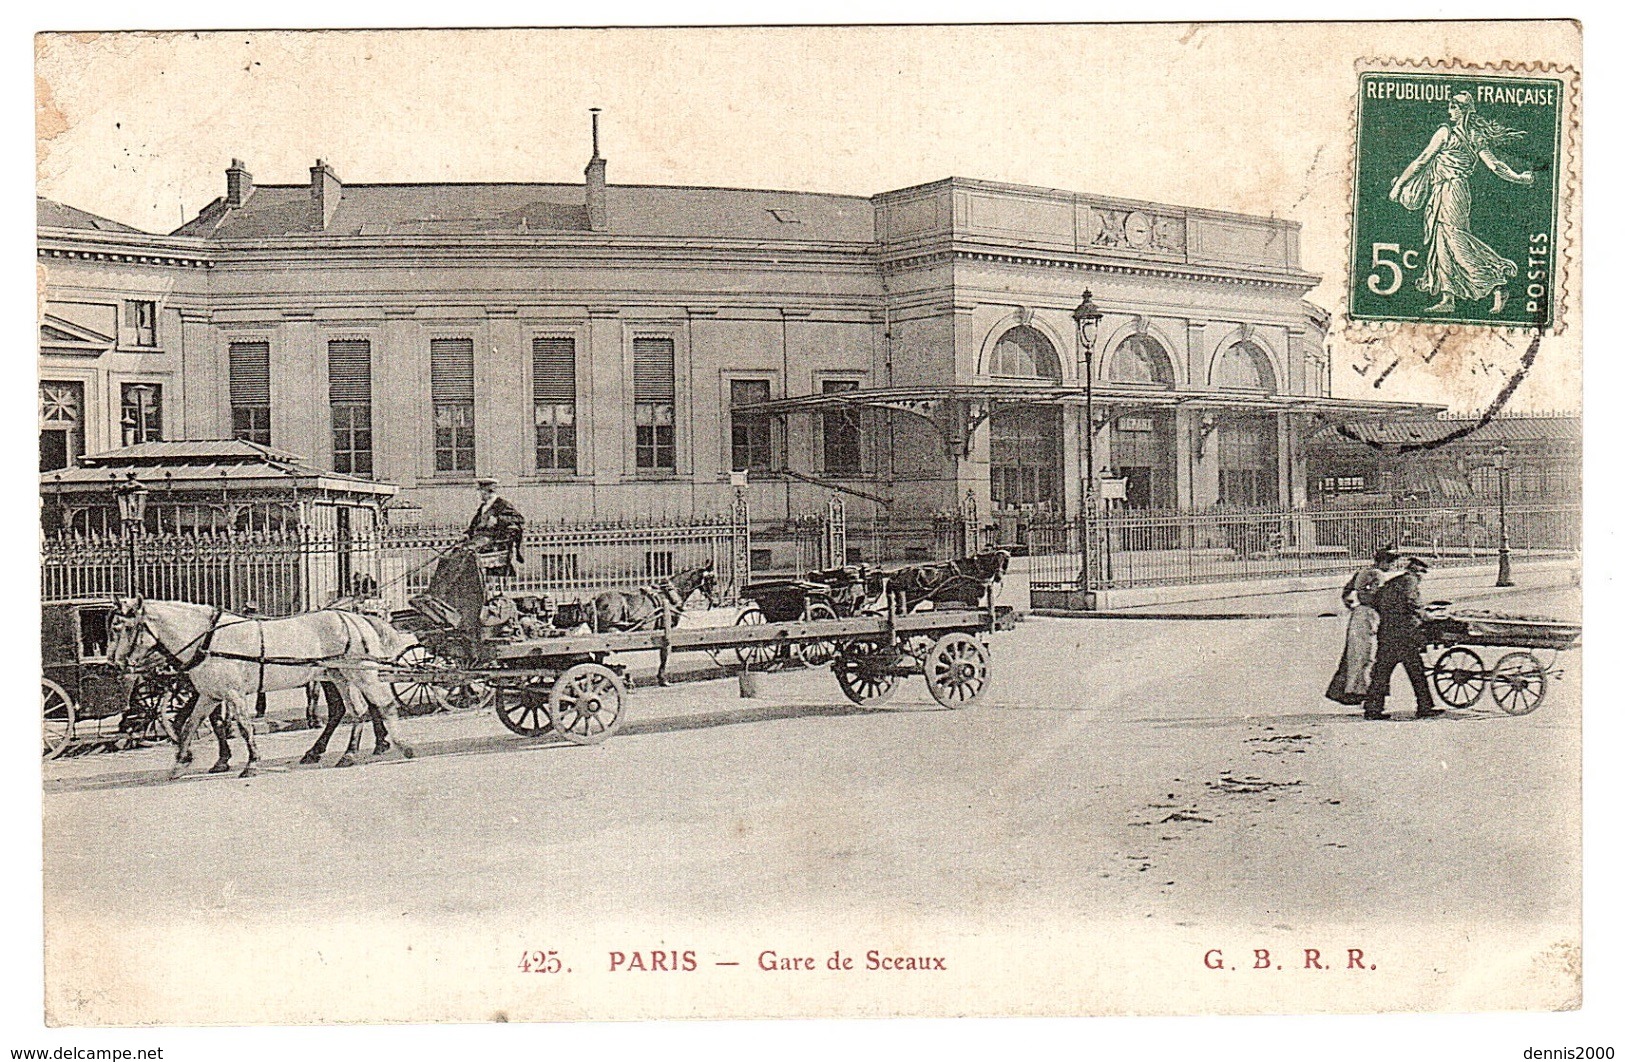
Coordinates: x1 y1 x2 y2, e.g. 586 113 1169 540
1029 502 1581 591
42 512 752 614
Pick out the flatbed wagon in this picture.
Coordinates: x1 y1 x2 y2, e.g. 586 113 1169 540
382 547 1000 746
1422 607 1581 716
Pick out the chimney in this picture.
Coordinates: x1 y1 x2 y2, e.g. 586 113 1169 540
584 109 607 231
309 159 342 231
225 158 254 208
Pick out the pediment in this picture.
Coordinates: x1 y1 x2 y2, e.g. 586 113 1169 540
40 313 114 356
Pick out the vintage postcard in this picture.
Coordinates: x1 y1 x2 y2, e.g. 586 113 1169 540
31 21 1585 1031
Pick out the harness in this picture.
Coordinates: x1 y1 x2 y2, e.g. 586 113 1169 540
127 607 377 691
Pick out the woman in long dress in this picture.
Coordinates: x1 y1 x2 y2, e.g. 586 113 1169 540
1326 548 1399 705
1388 93 1535 315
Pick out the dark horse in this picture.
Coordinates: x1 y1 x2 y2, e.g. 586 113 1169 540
583 561 719 685
887 549 1011 613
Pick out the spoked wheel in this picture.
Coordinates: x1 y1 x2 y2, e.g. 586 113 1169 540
833 641 899 709
547 663 627 745
390 644 456 715
1429 646 1487 709
125 671 195 744
733 607 778 669
42 678 74 761
446 676 497 715
797 601 840 668
924 633 991 709
1490 651 1548 716
494 679 553 738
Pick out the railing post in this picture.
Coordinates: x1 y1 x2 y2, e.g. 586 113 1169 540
825 496 846 569
961 489 979 557
732 486 750 603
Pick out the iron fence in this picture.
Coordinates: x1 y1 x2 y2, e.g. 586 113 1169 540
42 512 752 614
1030 502 1581 591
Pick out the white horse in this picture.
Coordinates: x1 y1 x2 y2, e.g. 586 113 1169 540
107 597 415 780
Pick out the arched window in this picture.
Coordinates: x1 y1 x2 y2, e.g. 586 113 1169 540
987 326 1062 381
1213 340 1277 392
1108 334 1175 388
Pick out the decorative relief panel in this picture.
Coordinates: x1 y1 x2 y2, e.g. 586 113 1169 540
1091 208 1187 255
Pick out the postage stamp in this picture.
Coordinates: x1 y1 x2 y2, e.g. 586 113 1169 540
1349 67 1568 330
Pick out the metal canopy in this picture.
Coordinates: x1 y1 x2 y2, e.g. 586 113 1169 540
735 383 1445 457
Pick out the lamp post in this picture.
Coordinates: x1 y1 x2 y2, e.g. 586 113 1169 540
1493 443 1513 587
1072 290 1104 600
114 472 149 596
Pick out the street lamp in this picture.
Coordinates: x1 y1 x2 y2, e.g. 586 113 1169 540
113 472 149 596
1072 290 1104 599
1492 443 1513 587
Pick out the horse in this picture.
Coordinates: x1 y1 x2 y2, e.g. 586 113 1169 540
582 560 719 685
107 597 413 780
886 549 1010 613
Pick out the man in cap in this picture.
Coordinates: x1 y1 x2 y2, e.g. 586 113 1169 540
1362 556 1445 720
465 478 526 576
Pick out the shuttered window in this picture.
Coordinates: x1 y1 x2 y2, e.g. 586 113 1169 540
430 338 476 472
633 336 676 471
228 341 271 444
120 383 163 445
328 339 372 475
533 337 577 473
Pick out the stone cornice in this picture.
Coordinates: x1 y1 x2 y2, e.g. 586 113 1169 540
880 246 1319 293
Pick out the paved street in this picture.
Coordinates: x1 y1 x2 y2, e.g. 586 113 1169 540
41 584 1581 1021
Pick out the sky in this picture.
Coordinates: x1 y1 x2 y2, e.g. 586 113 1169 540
35 23 1582 411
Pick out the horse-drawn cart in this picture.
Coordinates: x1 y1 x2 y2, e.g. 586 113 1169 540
380 548 1002 747
1423 607 1581 716
42 599 194 759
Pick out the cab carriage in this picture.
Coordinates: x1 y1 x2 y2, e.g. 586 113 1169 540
41 599 194 760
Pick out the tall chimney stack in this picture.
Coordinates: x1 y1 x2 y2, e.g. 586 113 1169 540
225 158 254 208
309 159 343 231
584 108 607 232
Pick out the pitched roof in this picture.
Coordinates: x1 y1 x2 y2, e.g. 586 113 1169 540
43 439 395 494
174 182 876 243
36 197 148 234
1312 414 1581 447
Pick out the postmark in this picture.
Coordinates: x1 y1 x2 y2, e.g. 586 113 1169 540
1349 65 1569 330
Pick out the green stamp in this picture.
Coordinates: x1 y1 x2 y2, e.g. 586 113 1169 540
1350 70 1564 329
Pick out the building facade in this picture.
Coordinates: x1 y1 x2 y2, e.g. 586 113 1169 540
38 142 1435 560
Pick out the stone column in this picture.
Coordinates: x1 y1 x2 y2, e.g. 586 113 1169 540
1186 320 1207 389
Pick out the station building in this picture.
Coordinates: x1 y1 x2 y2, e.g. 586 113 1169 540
38 131 1435 554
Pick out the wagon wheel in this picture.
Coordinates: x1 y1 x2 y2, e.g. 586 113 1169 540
796 600 840 668
390 644 456 715
547 662 627 745
446 675 497 715
733 607 778 668
924 633 991 709
126 671 194 745
42 678 74 761
494 679 553 738
1429 646 1487 709
833 641 899 708
1489 651 1548 716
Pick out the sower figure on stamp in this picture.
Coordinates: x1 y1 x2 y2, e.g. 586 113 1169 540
1362 557 1445 720
1388 92 1534 316
465 477 526 578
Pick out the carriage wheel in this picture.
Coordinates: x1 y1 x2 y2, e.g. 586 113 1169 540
833 642 899 708
924 633 991 709
1490 651 1548 716
733 607 777 668
447 676 497 715
1429 646 1487 708
494 680 553 738
547 663 627 745
797 601 840 668
42 679 74 761
390 644 455 715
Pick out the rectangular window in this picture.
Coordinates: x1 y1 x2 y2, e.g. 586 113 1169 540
328 339 373 476
820 379 862 475
633 336 676 472
39 380 85 472
125 300 157 347
533 337 577 473
430 337 476 473
1216 420 1277 507
120 383 162 445
729 379 773 473
228 341 272 445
